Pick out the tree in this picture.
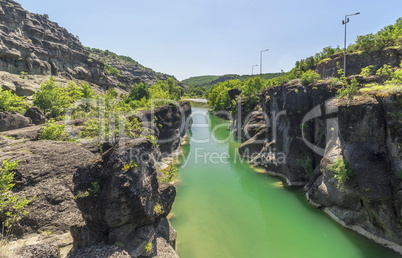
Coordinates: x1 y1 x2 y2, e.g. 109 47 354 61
129 83 150 100
33 78 96 119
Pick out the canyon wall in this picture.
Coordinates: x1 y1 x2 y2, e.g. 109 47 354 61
234 82 402 254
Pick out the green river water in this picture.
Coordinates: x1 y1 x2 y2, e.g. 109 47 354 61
170 106 400 258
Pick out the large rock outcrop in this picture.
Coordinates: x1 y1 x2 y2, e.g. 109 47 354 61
316 48 402 77
0 111 32 131
0 137 97 236
232 80 402 254
0 0 173 94
140 101 192 155
71 138 178 257
69 102 191 257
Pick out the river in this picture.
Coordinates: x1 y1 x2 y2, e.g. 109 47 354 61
170 105 400 258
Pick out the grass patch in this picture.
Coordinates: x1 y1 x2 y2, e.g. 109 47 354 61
360 83 402 97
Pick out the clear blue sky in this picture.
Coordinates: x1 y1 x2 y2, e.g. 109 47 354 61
17 0 402 80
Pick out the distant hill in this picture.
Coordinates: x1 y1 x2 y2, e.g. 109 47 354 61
182 73 283 87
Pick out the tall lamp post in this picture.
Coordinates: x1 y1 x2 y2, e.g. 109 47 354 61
252 64 258 75
342 12 360 77
260 49 269 75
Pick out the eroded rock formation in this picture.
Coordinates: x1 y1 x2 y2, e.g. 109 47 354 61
233 80 402 254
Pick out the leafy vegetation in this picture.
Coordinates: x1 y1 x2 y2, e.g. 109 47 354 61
0 89 29 113
19 71 28 79
33 78 95 119
86 47 142 67
125 78 183 109
326 158 354 191
89 182 101 197
376 64 394 78
182 75 221 87
360 65 376 76
143 242 153 254
300 70 321 86
183 73 283 98
336 69 361 98
74 182 101 199
159 165 178 183
206 69 312 111
0 159 34 230
295 18 402 73
104 63 121 76
122 160 138 172
295 46 342 72
29 75 184 145
153 203 163 215
38 120 69 141
351 18 402 53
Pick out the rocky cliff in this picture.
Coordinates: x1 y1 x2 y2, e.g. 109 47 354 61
316 48 402 77
69 101 191 257
233 81 402 254
0 101 192 257
0 0 172 96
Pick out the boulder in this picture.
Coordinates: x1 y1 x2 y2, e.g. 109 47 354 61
24 106 46 125
0 111 32 132
0 138 98 236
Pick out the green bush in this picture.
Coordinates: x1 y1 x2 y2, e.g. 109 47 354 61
143 242 153 254
385 69 402 84
159 165 178 183
153 203 163 215
19 71 28 79
207 80 238 111
104 63 121 76
38 120 69 141
300 70 321 86
0 159 33 228
80 97 142 145
360 65 376 76
326 158 353 191
129 82 150 100
0 89 29 113
33 78 95 119
337 78 360 98
376 64 393 78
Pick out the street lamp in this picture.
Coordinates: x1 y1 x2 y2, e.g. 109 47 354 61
260 49 269 75
342 12 360 77
252 64 258 75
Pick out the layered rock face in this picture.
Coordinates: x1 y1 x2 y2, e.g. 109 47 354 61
233 81 402 253
0 0 171 94
316 48 402 77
